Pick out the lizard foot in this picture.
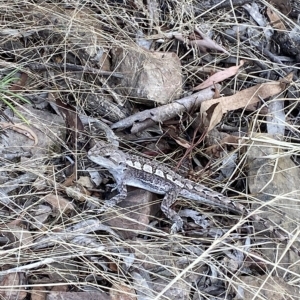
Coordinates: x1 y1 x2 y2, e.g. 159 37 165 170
95 200 118 214
170 219 184 234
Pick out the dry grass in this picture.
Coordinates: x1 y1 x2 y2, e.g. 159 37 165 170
0 0 300 299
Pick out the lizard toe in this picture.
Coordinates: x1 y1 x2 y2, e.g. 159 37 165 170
170 219 184 234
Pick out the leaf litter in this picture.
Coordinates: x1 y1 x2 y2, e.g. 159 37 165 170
0 0 300 299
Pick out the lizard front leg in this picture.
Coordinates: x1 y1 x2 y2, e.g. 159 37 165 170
161 188 184 234
97 182 127 213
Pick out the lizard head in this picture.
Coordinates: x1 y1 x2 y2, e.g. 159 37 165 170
88 141 127 171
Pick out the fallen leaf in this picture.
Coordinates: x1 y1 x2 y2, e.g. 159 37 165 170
0 273 27 300
174 27 229 55
200 73 292 133
44 193 75 213
205 102 223 133
194 26 230 54
167 126 191 148
266 7 286 30
194 60 244 91
173 137 191 148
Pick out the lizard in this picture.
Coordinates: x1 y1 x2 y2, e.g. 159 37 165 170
87 140 299 254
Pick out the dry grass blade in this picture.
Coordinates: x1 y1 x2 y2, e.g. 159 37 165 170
0 0 299 299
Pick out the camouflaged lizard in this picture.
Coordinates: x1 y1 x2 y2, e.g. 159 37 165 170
87 140 298 254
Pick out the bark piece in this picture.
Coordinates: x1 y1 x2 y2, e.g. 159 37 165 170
247 133 300 278
111 86 216 132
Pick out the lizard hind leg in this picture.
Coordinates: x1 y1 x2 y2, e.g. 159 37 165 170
161 188 184 234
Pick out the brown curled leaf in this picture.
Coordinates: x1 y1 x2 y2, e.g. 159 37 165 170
166 125 191 148
194 60 244 91
200 73 293 133
0 122 38 146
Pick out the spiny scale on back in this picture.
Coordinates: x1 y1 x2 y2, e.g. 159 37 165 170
126 153 243 214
